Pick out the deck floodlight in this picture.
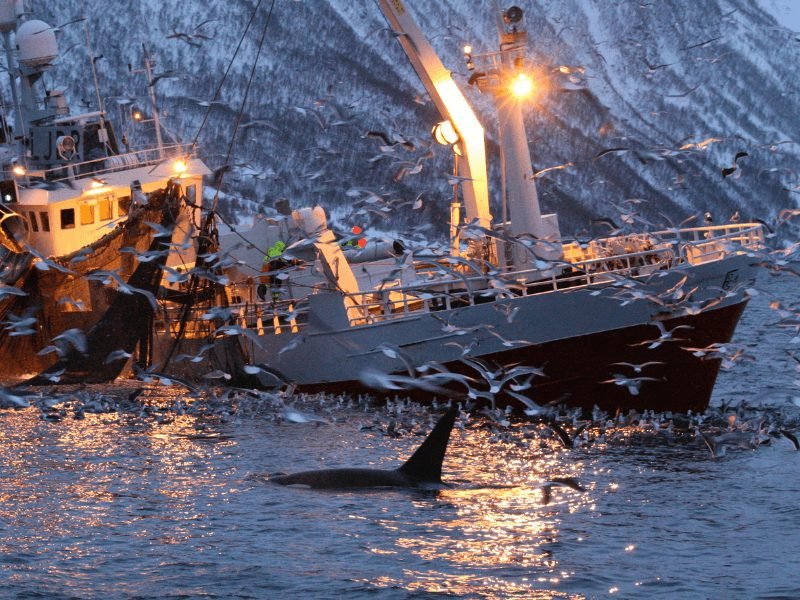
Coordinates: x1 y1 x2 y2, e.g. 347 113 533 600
432 120 459 146
173 158 188 176
504 6 523 25
511 73 533 98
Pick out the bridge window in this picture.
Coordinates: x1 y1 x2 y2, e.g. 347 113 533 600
60 208 75 229
98 196 113 220
80 204 95 225
40 211 50 232
27 211 38 232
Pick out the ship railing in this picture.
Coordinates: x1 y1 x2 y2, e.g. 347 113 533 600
156 296 309 339
651 223 764 265
36 143 194 183
507 246 676 290
341 246 675 326
155 306 218 339
156 247 676 335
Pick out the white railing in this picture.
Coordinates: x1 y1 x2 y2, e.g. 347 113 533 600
651 223 764 265
156 296 310 339
36 143 193 183
339 245 676 326
155 223 765 338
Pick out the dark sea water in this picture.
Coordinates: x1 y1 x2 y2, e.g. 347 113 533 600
1 273 798 599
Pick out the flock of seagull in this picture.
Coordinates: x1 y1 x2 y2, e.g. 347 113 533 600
1 377 797 504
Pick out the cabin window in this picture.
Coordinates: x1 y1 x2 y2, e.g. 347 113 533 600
27 211 38 232
98 196 113 221
118 195 131 216
185 184 196 204
40 211 50 232
60 208 75 229
80 204 95 225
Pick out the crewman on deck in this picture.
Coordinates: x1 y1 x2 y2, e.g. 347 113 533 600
342 225 368 249
258 240 287 303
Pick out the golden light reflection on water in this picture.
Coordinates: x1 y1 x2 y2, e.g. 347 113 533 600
374 422 595 599
365 573 583 599
0 393 238 552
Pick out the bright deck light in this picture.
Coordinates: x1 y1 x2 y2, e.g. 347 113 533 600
432 119 459 145
173 159 188 175
511 73 533 98
12 165 26 176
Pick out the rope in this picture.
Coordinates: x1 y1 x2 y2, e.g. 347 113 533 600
161 0 278 371
209 0 277 215
190 0 265 151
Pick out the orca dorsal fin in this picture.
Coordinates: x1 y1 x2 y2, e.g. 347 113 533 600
398 409 458 483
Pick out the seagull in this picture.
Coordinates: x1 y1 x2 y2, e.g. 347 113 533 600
84 269 158 310
52 328 88 354
721 151 748 178
780 430 799 450
119 246 169 262
143 221 176 238
38 328 87 357
541 477 586 505
609 361 665 373
0 285 27 299
358 367 457 397
282 407 330 425
2 312 38 336
600 374 661 396
505 390 546 416
543 419 588 449
24 245 75 274
0 387 31 408
104 349 133 364
631 321 694 349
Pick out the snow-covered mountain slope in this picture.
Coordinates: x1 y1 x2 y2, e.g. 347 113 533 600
31 1 800 239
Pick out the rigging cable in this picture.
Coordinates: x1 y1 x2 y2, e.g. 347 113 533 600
160 0 278 372
208 0 277 215
190 0 264 151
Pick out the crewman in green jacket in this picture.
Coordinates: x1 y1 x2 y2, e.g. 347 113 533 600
258 240 287 302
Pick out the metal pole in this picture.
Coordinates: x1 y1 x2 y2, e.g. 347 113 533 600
450 152 461 256
142 44 164 158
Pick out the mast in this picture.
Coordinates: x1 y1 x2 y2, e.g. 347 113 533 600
467 4 562 268
0 2 22 141
141 44 164 157
0 0 26 159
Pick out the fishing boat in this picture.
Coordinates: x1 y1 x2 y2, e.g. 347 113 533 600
0 1 208 382
158 1 764 413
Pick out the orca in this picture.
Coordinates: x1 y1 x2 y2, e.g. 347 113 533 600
269 409 458 489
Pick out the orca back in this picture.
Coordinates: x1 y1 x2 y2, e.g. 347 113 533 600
397 409 458 484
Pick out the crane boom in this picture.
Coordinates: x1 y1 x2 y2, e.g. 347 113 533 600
376 0 492 231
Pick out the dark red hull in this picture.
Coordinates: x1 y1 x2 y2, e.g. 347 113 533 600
296 301 748 414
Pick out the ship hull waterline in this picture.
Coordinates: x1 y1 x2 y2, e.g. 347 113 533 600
278 300 747 414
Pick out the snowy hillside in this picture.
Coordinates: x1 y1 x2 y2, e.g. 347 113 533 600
30 0 800 239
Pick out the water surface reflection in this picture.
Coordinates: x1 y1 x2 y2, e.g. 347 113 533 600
0 275 797 598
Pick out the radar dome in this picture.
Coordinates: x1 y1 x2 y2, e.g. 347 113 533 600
17 19 58 68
